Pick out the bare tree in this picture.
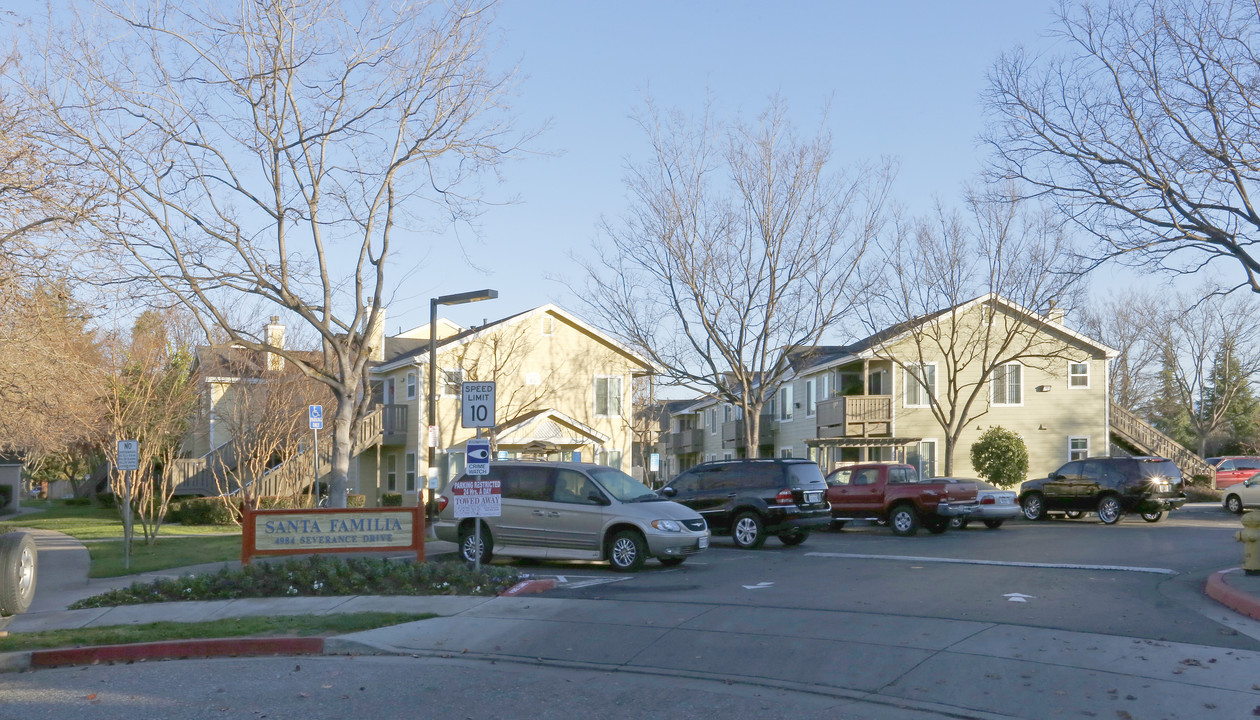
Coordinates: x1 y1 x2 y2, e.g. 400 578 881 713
986 0 1260 293
1078 289 1163 412
574 96 892 456
862 187 1087 476
448 321 555 452
21 0 525 506
1149 287 1260 456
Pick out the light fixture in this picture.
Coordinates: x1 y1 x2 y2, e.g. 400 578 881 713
1038 424 1047 430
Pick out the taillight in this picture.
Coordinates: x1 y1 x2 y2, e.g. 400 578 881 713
437 496 449 512
775 489 794 505
981 496 995 505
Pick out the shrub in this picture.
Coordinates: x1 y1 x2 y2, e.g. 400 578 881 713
96 492 119 509
348 493 366 508
0 485 11 508
381 493 403 507
970 426 1029 488
177 497 236 525
1185 485 1221 503
63 497 92 506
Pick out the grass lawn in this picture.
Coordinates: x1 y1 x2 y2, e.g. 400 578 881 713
1 500 242 576
0 612 434 652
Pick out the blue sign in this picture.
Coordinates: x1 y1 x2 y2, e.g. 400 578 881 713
467 438 491 476
308 404 323 430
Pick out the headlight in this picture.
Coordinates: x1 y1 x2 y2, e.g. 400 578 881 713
651 519 682 532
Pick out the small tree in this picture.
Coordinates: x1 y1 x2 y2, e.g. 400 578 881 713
970 426 1028 489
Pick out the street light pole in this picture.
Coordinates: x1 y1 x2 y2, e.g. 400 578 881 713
426 289 498 524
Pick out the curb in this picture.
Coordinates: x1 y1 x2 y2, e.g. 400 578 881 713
1204 568 1260 622
499 579 556 596
1 637 325 672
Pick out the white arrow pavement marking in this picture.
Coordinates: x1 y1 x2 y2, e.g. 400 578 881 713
1004 592 1036 602
742 582 775 590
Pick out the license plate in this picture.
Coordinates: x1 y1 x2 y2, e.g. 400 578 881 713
805 491 822 504
698 537 709 549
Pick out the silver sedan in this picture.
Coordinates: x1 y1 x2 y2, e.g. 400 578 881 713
937 478 1021 529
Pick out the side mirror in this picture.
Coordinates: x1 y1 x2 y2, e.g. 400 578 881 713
1049 473 1062 480
587 491 611 506
660 487 677 497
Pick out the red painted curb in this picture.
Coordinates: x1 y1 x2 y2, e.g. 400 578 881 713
1205 568 1260 622
499 579 556 596
29 637 326 668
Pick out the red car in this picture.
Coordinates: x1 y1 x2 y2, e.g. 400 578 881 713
1206 456 1260 490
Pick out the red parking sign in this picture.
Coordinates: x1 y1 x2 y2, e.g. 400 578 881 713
451 478 501 518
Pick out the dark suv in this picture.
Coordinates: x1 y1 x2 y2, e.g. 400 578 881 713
1018 456 1187 525
659 459 831 548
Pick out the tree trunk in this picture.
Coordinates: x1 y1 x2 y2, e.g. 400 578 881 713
328 393 355 509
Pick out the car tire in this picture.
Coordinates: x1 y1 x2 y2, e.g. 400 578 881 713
1226 494 1244 514
1064 510 1084 519
608 530 647 572
982 519 1004 530
1141 511 1163 523
731 511 767 549
1021 493 1046 521
829 519 847 532
0 532 38 616
949 517 970 530
778 530 808 546
889 505 920 537
924 517 950 534
1097 495 1124 525
457 522 493 564
659 557 686 567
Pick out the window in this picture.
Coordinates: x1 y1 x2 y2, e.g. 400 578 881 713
723 404 733 423
779 385 794 421
1069 362 1090 389
385 455 397 492
707 408 717 434
554 469 601 504
1069 436 1089 461
992 363 1022 406
541 315 555 336
868 369 887 396
442 369 462 396
594 376 623 417
818 374 830 402
384 377 395 404
780 448 793 459
806 379 816 416
909 440 937 478
904 364 935 407
405 372 417 399
448 451 465 479
405 452 416 492
723 452 733 461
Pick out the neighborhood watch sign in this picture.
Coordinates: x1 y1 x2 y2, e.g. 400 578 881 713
241 507 424 564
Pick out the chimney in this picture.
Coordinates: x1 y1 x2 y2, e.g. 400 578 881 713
366 302 386 362
264 316 285 371
1046 302 1065 325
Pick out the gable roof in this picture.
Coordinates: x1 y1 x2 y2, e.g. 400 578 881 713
375 304 654 374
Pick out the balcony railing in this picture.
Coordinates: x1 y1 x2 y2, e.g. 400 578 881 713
668 428 706 453
816 395 893 437
721 416 775 449
381 404 408 444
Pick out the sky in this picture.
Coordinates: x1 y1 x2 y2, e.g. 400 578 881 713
381 0 1074 335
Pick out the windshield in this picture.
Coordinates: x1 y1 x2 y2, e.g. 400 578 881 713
588 467 662 502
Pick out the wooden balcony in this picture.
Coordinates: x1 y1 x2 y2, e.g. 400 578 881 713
380 404 408 445
669 428 706 453
721 417 775 449
816 395 893 438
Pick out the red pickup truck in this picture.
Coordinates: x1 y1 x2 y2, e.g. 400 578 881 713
825 463 979 536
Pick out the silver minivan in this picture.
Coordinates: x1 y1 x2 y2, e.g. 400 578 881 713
434 461 710 571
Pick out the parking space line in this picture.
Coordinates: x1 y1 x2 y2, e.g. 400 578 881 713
804 552 1177 575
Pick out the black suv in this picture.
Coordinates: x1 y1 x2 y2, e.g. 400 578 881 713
659 459 831 548
1018 456 1187 524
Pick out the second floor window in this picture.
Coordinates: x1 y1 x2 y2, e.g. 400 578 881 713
1069 361 1090 388
992 363 1022 406
442 369 462 396
904 364 935 407
405 372 417 399
806 379 816 416
595 376 622 417
779 385 794 421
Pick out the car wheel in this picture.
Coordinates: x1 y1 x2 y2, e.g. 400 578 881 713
0 532 38 616
924 517 950 534
949 517 970 530
889 506 919 537
829 519 847 532
1226 494 1244 514
982 519 1004 530
659 557 686 567
1064 510 1084 519
731 511 766 549
1097 495 1124 525
778 530 808 546
457 522 493 564
1021 493 1046 521
1141 511 1163 523
608 530 647 572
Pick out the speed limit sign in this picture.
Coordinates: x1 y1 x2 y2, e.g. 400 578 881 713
461 381 496 428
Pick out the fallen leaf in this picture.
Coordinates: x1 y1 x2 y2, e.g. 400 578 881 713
321 684 332 689
86 694 97 701
297 693 309 699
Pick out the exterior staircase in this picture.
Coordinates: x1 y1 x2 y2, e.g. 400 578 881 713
171 407 383 497
1109 402 1215 481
